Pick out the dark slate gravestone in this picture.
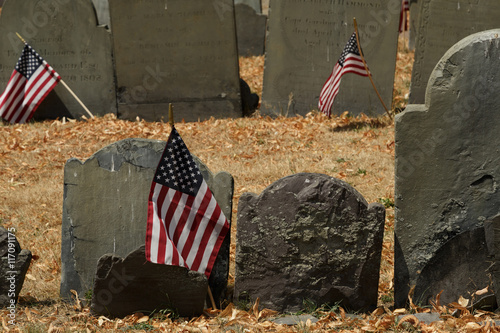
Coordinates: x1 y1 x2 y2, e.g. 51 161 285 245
91 246 207 318
409 0 500 104
0 0 116 120
235 4 267 57
394 29 500 308
109 0 242 122
234 173 385 313
60 138 233 307
260 0 400 117
0 227 32 307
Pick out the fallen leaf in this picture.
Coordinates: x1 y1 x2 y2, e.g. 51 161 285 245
475 286 489 296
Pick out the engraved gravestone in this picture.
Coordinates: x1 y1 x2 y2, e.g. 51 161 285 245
409 0 500 104
60 138 234 306
234 173 385 312
0 0 116 119
261 0 400 117
395 29 500 307
109 0 242 122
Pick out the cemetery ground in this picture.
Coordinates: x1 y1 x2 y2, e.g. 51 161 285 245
1 37 498 332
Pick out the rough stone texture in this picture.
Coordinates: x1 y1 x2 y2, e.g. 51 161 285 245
92 0 110 27
234 173 385 313
408 0 419 51
0 0 116 119
0 227 32 307
409 0 500 104
91 246 207 318
109 0 242 122
60 138 233 307
235 4 266 57
260 0 399 117
395 29 500 307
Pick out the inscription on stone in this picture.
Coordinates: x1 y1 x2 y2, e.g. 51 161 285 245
109 0 241 122
261 0 400 117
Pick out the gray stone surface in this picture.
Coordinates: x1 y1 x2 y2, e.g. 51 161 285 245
260 0 400 117
398 313 441 325
235 4 266 57
395 29 500 308
272 314 318 325
60 138 233 306
109 0 242 122
235 0 261 13
409 0 500 104
91 245 207 318
0 227 32 307
408 0 419 50
234 173 385 313
0 0 116 119
91 0 110 27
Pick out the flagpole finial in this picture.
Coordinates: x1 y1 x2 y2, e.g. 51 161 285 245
15 32 27 44
169 103 174 127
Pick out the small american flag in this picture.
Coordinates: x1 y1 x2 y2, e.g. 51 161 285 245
0 43 61 124
399 0 410 33
318 32 369 118
145 127 230 278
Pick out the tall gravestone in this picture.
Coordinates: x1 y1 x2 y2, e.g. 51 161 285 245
0 0 116 119
395 29 500 307
60 138 234 307
261 0 400 117
409 0 500 104
109 0 242 122
234 173 385 312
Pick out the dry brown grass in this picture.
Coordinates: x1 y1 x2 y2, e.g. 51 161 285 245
3 36 496 332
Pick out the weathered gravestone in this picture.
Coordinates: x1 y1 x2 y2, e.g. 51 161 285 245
235 0 261 13
91 0 110 27
235 4 267 57
409 0 500 104
395 29 500 308
0 227 32 307
234 173 385 312
91 246 208 318
60 138 234 309
0 0 116 119
109 0 242 122
408 0 419 50
260 0 400 117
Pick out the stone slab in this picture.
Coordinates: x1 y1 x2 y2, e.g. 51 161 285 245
60 138 233 306
234 173 385 313
0 0 116 119
409 0 500 104
261 0 400 117
109 0 242 121
91 246 207 318
92 0 110 27
395 29 500 307
235 4 266 57
235 0 261 14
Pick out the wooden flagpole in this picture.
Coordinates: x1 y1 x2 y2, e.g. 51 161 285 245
352 19 393 119
168 102 217 310
15 32 95 119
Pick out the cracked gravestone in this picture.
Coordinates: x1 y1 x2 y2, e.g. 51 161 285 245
234 173 385 312
60 138 233 308
395 29 500 307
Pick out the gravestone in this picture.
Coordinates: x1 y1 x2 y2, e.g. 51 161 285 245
60 138 234 306
395 29 500 307
91 0 110 27
235 0 261 13
261 0 400 117
234 173 385 312
408 0 419 50
0 227 32 307
0 0 116 119
409 0 500 104
91 246 207 318
109 0 242 122
235 4 266 56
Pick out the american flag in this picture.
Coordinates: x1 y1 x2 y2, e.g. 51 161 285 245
145 127 230 278
318 32 369 118
399 0 410 33
0 43 61 124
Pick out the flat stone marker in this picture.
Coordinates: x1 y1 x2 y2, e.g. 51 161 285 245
261 0 400 117
235 4 267 57
60 138 233 306
395 29 500 307
409 0 500 104
109 0 242 122
0 0 116 119
234 173 385 313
